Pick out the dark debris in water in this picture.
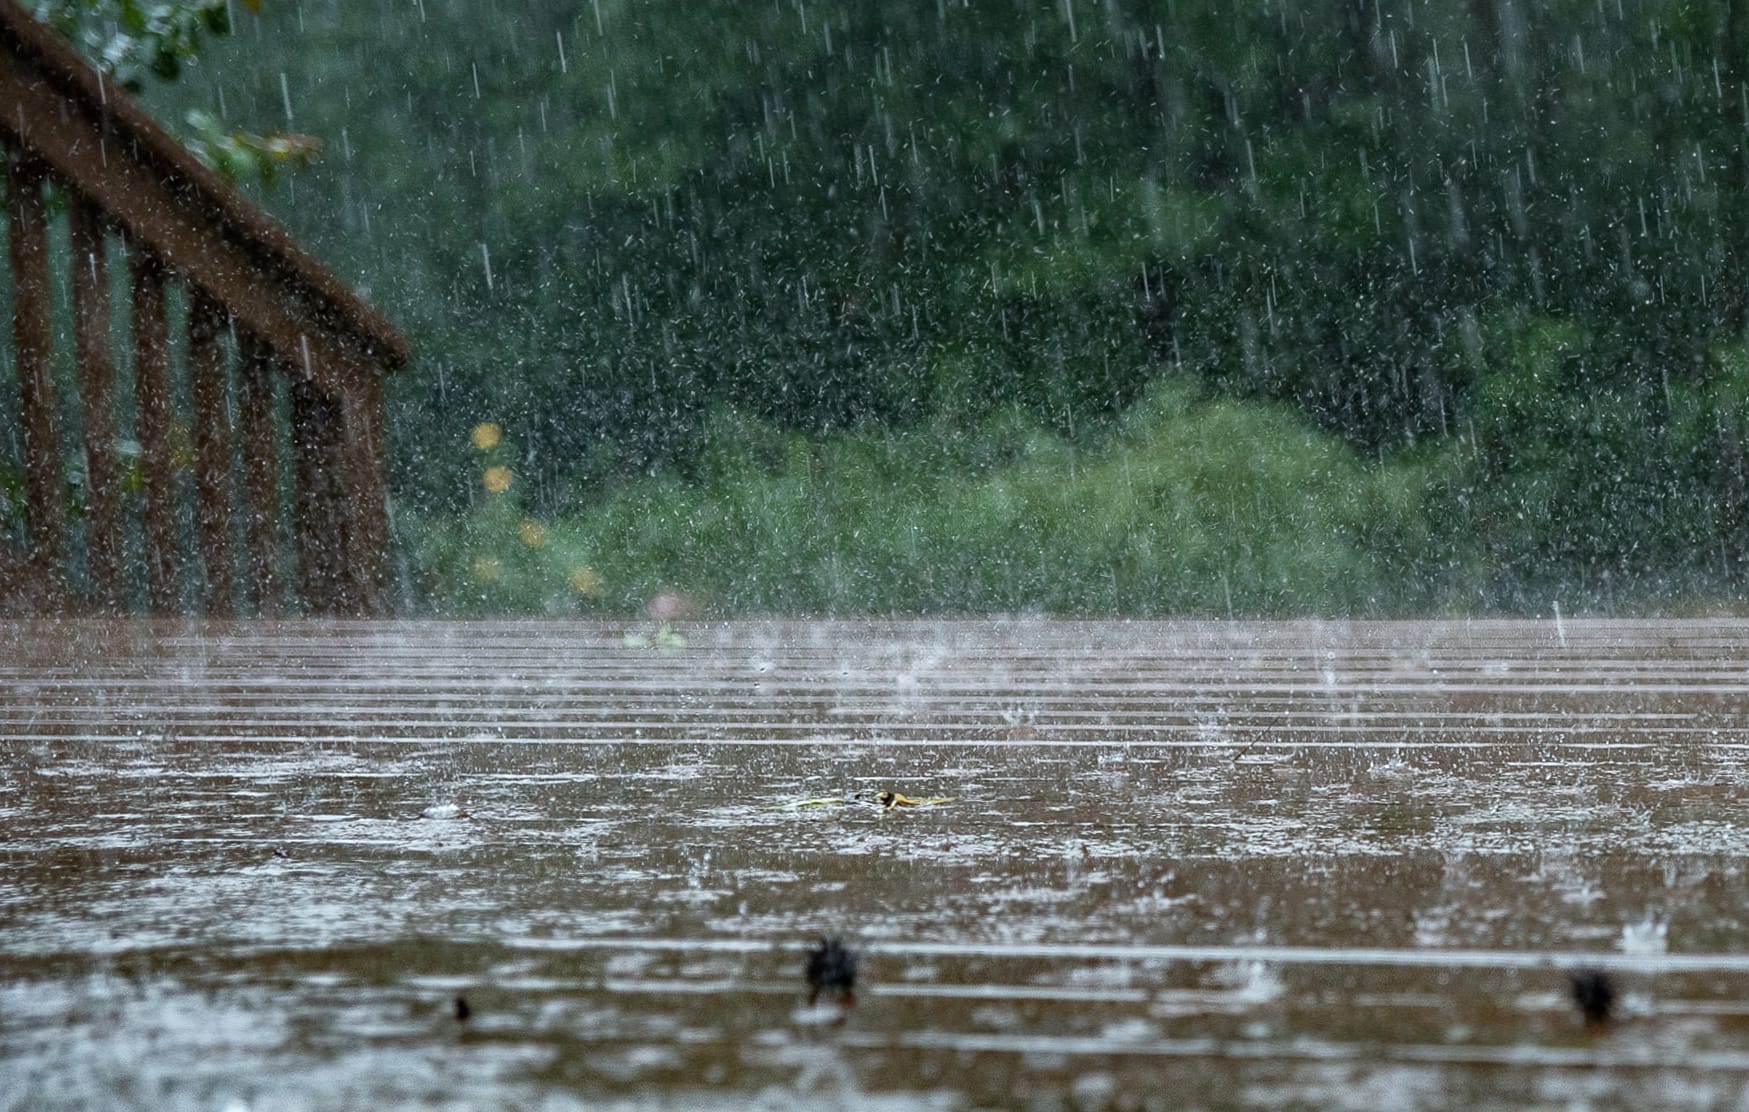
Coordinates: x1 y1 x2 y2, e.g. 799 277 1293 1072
772 790 956 811
1571 969 1615 1027
805 937 859 1006
871 790 956 810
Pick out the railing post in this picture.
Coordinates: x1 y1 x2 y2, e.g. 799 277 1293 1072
340 381 391 615
188 288 233 615
68 192 124 612
289 376 391 617
5 153 64 578
129 246 179 613
290 376 346 614
238 331 281 616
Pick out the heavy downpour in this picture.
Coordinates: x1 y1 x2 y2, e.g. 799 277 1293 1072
2 2 1748 1109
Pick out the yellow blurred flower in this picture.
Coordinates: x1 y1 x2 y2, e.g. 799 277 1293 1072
471 422 502 450
483 466 513 493
471 556 501 581
568 566 603 595
518 520 546 547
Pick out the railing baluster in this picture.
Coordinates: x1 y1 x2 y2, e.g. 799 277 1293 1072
340 383 391 615
68 192 124 611
188 288 233 615
5 153 64 578
129 246 179 613
290 377 345 615
238 331 281 616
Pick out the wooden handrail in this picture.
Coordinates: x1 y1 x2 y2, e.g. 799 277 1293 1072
1 0 409 616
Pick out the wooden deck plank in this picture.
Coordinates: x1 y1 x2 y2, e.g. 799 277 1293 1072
4 619 1749 1108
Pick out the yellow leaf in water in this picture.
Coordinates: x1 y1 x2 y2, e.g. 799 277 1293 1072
875 791 957 810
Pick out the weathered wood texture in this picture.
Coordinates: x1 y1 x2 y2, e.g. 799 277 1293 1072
0 0 408 616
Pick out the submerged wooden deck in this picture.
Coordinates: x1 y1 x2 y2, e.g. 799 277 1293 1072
4 618 1749 1110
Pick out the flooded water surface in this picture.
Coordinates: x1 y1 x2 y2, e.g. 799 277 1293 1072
4 618 1749 1109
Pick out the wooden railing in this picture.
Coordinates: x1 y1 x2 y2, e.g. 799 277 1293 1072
0 0 408 616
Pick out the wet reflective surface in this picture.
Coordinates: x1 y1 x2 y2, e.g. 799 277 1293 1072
4 618 1749 1109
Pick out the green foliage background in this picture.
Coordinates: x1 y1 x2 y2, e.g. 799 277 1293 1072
18 0 1749 614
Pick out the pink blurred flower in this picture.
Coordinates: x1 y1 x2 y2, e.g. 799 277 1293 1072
645 592 692 621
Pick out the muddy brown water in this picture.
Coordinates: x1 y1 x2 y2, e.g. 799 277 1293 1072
4 618 1749 1110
